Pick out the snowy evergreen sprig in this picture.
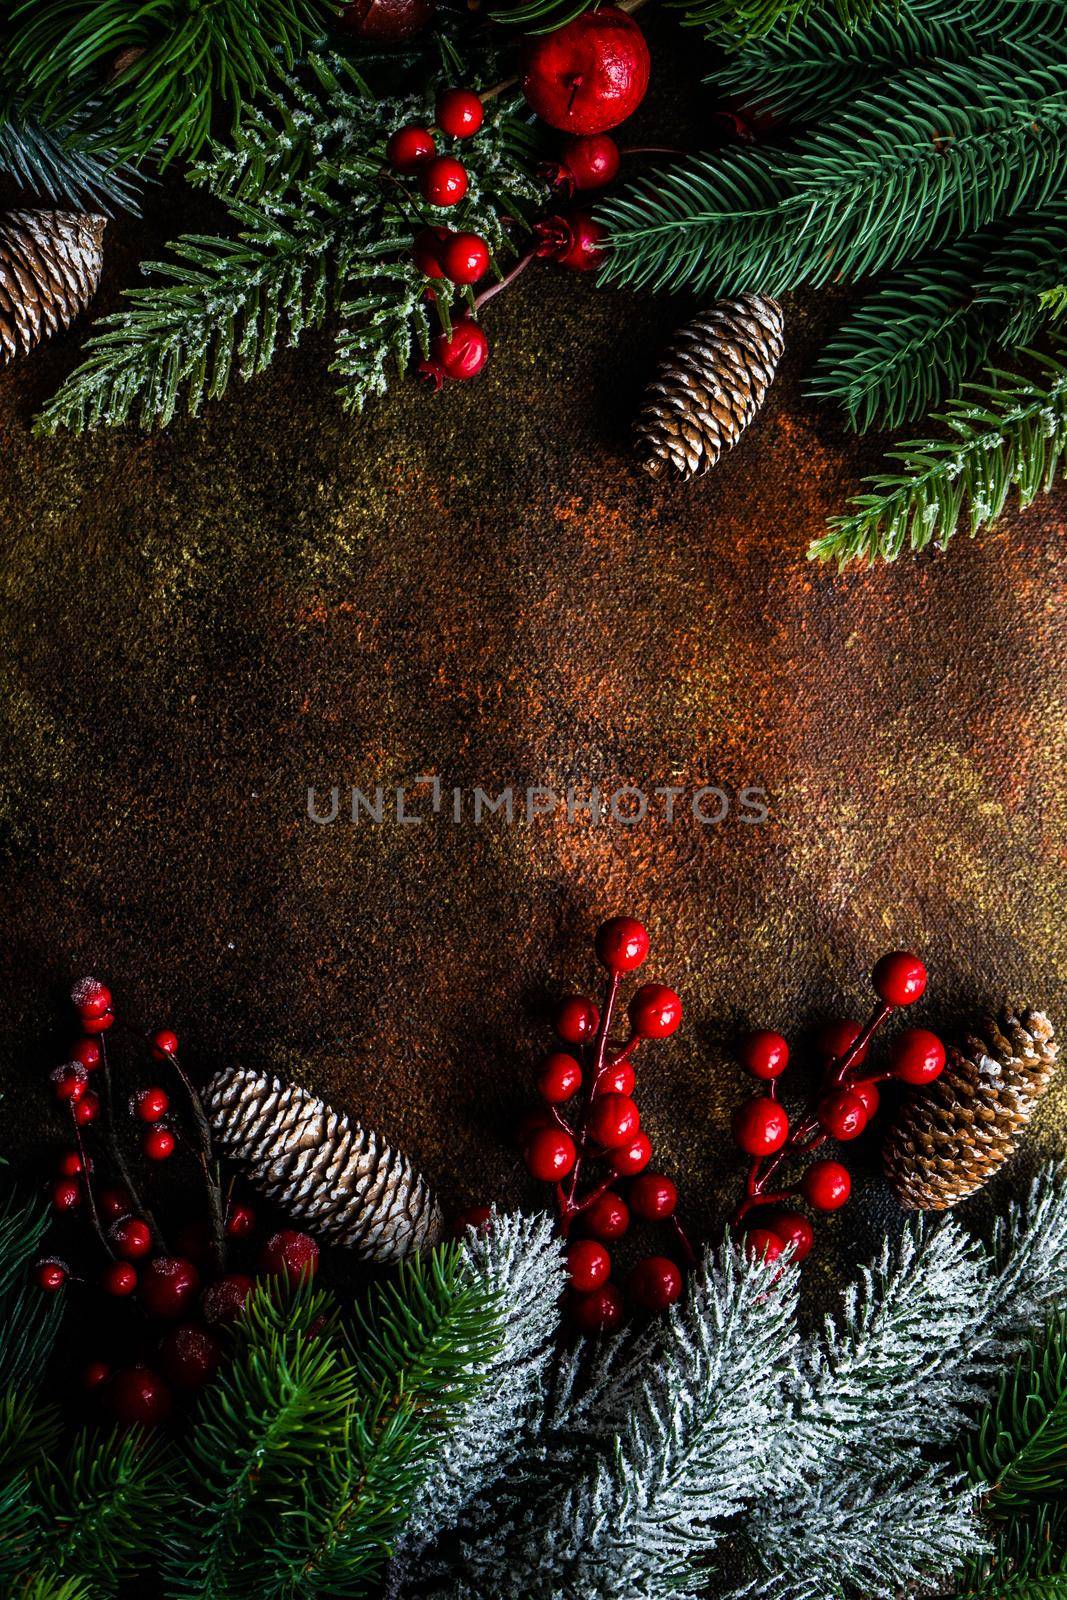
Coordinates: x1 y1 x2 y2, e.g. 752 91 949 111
33 54 547 435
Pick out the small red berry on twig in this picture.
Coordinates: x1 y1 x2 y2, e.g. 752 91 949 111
143 1127 176 1162
34 1257 68 1291
628 1255 682 1311
151 1030 178 1061
872 951 927 1007
133 1086 170 1123
51 1062 89 1103
554 995 599 1043
436 87 484 138
140 1256 200 1319
571 1281 624 1334
260 1230 319 1284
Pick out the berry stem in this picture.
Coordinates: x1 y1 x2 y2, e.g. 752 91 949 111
98 1035 163 1247
828 1000 892 1084
671 1214 697 1266
473 244 537 311
560 971 621 1230
68 1103 114 1259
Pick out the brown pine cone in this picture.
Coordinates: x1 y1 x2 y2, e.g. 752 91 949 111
0 210 106 365
634 295 784 481
883 1007 1058 1211
202 1064 444 1261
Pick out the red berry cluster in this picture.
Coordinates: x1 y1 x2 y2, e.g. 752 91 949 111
384 88 497 389
32 975 323 1428
517 916 691 1335
730 952 945 1263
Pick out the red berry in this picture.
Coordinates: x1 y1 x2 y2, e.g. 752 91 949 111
570 1281 624 1334
594 915 649 974
538 1052 582 1104
73 1090 100 1125
567 1238 611 1292
83 1359 111 1390
34 1258 68 1291
143 1127 175 1162
628 1254 682 1311
596 1059 636 1096
225 1202 256 1240
338 0 436 42
102 1261 138 1297
202 1273 254 1326
151 1029 178 1062
57 1150 88 1177
520 7 651 135
731 1097 789 1156
761 1208 814 1262
386 124 435 172
588 1092 640 1149
743 1228 783 1264
816 1020 869 1067
51 1062 89 1103
436 87 484 138
452 1205 493 1237
431 319 489 380
413 226 448 278
850 1078 880 1118
579 1190 629 1239
420 154 468 206
610 1129 652 1176
628 984 682 1039
557 213 606 272
110 1364 172 1427
133 1087 170 1123
98 1186 132 1223
159 1322 221 1390
628 1172 677 1221
71 976 112 1019
801 1159 852 1211
260 1230 320 1284
738 1030 789 1080
109 1217 152 1260
440 231 491 285
889 1027 946 1084
817 1088 869 1142
51 1178 81 1213
524 1127 577 1181
872 951 927 1007
140 1256 200 1318
559 132 620 190
70 1038 101 1071
554 994 600 1043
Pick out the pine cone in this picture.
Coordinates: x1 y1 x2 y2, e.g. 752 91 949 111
634 295 784 481
0 210 106 366
883 1007 1058 1211
203 1065 444 1261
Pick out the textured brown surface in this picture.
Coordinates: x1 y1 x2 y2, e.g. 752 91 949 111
0 135 1064 1288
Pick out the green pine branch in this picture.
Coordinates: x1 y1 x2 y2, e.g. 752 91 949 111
35 56 547 434
488 0 592 32
2 0 328 164
712 0 1067 122
600 51 1067 298
0 109 142 214
675 0 881 51
810 347 1067 564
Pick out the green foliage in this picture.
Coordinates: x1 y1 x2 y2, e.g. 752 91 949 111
1041 286 1067 324
2 0 328 164
811 346 1067 564
488 0 591 32
0 1192 63 1395
0 109 142 214
955 1314 1067 1598
675 0 880 50
30 1429 175 1593
600 51 1067 299
13 1579 95 1600
713 0 1067 122
35 54 546 434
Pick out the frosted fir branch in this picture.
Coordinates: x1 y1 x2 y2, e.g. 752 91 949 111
791 1217 990 1462
726 1455 983 1600
984 1164 1067 1348
397 1211 567 1558
438 1244 802 1600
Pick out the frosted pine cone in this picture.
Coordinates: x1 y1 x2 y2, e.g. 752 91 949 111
0 210 106 365
203 1065 444 1261
634 295 784 481
884 1007 1058 1210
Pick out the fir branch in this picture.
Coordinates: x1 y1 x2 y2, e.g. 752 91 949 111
712 0 1067 123
600 52 1067 298
966 1312 1067 1516
35 59 546 433
0 1194 63 1394
0 1393 61 1486
977 202 1067 346
809 241 995 430
29 1428 175 1593
488 0 593 31
3 0 326 164
676 0 882 51
1041 285 1067 323
0 109 142 215
810 347 1067 564
14 1579 95 1600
